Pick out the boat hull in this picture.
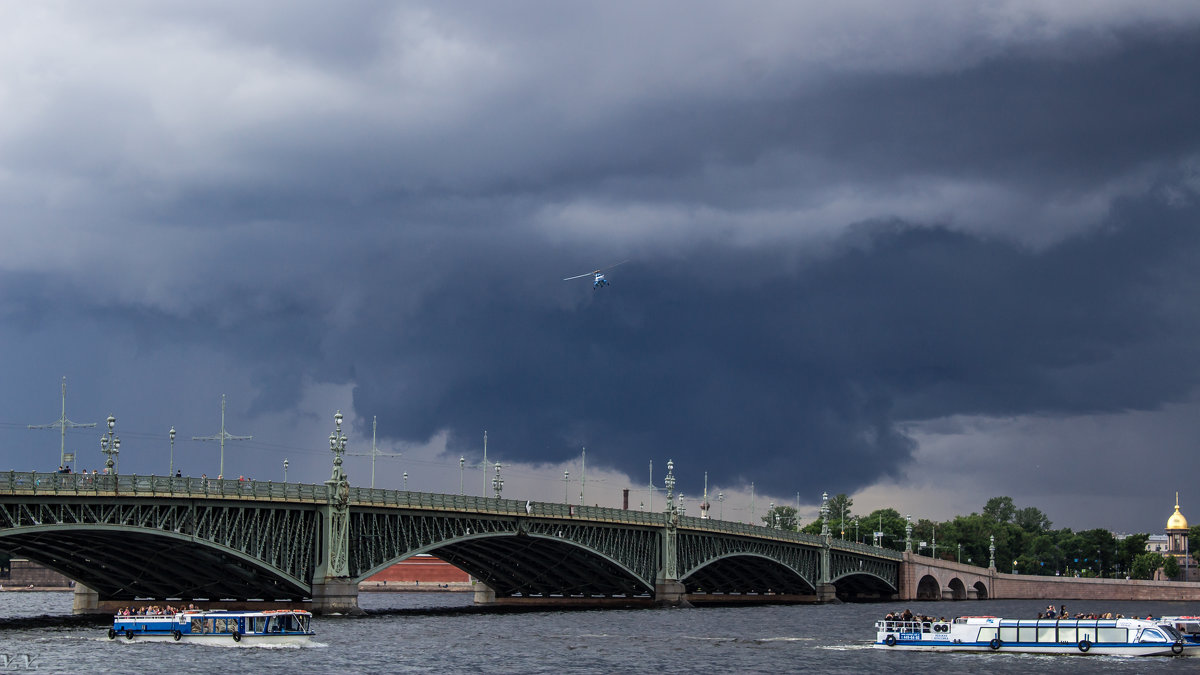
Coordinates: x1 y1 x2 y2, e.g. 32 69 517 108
108 631 311 647
872 641 1178 656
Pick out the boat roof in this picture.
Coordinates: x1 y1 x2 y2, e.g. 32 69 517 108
946 616 1160 628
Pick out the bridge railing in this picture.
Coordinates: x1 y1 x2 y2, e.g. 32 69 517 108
0 471 330 501
832 538 903 560
349 487 668 525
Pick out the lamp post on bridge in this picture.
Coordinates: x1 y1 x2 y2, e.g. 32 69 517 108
459 456 465 495
718 492 724 520
403 472 408 491
989 534 996 569
283 458 288 482
169 426 176 476
905 514 912 553
492 462 503 498
563 470 569 503
820 492 830 537
99 415 120 475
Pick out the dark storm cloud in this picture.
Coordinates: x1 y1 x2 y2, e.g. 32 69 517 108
332 186 1200 498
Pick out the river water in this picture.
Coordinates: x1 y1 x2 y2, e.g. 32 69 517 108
0 592 1197 673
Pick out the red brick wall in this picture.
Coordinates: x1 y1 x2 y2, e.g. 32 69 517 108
365 556 469 583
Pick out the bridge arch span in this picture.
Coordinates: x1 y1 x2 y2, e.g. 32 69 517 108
681 552 817 595
0 525 311 600
830 570 898 600
347 511 660 598
354 531 655 598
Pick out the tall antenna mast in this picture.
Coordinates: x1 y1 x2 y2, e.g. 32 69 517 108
648 459 653 511
579 447 586 505
480 430 488 497
28 376 96 469
346 416 401 489
192 394 252 478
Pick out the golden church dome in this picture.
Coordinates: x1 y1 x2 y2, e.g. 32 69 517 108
1167 493 1189 531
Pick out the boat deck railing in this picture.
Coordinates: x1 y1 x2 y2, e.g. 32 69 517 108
877 620 947 633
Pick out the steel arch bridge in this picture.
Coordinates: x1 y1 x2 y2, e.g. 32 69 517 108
0 472 901 612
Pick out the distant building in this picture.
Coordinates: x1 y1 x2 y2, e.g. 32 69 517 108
1154 493 1196 581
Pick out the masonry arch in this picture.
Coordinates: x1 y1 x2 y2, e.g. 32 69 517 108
916 574 941 600
947 577 967 600
973 580 989 599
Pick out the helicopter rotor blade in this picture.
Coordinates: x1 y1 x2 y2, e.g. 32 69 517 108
598 260 629 272
562 272 596 281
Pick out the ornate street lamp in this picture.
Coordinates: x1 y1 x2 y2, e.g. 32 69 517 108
459 456 465 495
492 462 503 498
283 458 289 482
664 460 676 511
563 470 570 503
718 492 724 520
99 415 120 475
403 471 408 491
169 426 176 476
328 410 348 483
820 492 830 538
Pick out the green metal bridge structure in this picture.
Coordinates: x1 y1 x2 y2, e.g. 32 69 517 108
0 419 901 614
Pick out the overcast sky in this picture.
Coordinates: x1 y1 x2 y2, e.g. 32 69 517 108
2 1 1199 534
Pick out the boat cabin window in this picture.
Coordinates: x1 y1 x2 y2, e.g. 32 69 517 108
257 612 309 633
1140 629 1167 643
1161 625 1185 641
999 626 1017 642
191 618 207 634
1037 625 1056 642
1096 628 1126 643
976 627 998 642
250 617 267 634
1179 622 1200 634
1017 626 1037 643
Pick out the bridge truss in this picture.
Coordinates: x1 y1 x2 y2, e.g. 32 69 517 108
0 472 902 606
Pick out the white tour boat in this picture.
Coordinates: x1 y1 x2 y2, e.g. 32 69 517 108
874 615 1185 656
109 608 314 646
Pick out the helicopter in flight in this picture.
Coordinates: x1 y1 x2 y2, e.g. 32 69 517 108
563 261 628 289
